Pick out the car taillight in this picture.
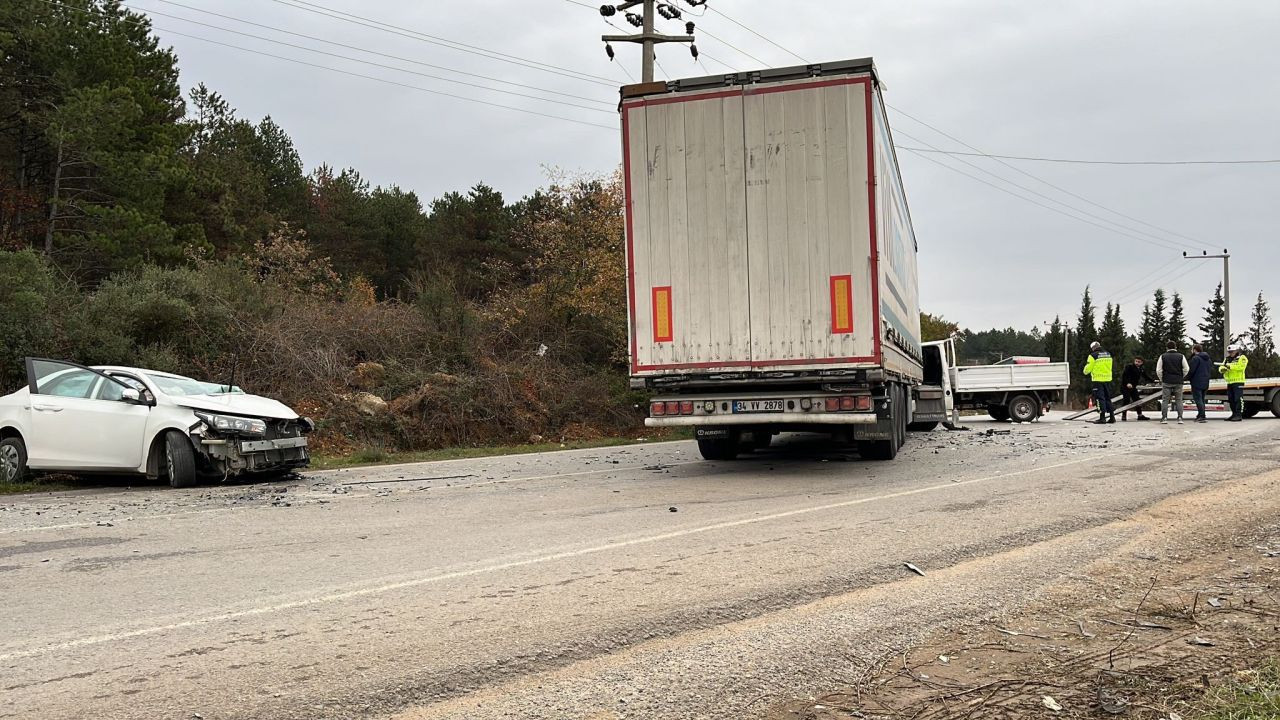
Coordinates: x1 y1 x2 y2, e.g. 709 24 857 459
665 401 680 415
680 401 695 415
824 397 839 412
839 396 856 411
856 395 872 411
650 402 666 416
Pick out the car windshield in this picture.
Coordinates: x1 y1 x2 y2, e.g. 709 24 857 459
140 372 243 397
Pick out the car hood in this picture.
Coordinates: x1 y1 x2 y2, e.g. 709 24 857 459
174 394 300 420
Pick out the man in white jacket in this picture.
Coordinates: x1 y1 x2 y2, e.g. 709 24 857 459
1155 341 1191 424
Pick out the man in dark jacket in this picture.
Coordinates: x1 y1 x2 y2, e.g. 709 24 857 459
1187 343 1213 422
1120 356 1153 421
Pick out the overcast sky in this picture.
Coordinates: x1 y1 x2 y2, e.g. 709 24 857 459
130 0 1279 341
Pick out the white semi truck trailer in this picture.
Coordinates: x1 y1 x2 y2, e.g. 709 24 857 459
621 59 936 460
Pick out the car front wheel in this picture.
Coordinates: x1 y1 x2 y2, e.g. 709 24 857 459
1 437 28 484
164 431 198 488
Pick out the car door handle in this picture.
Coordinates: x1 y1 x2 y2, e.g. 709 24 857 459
32 404 64 412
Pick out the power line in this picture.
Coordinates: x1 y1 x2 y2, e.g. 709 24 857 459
121 0 614 114
267 0 618 86
1099 256 1181 306
894 128 1191 253
706 5 807 63
887 105 1203 250
895 146 1280 166
1112 261 1205 308
899 147 1200 254
40 0 618 131
135 0 615 107
695 25 767 67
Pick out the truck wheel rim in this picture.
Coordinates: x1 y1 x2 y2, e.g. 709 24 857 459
1 445 17 482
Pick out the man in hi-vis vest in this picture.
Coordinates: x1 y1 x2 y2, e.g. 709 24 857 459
1084 341 1116 425
1218 344 1249 422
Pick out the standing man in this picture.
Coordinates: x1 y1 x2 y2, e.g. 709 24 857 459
1219 344 1249 421
1120 356 1154 421
1187 343 1212 423
1084 341 1116 425
1155 341 1190 424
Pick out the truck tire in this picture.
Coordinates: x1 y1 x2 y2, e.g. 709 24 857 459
1272 392 1280 419
907 421 939 432
1242 404 1261 419
1007 395 1039 423
1 436 28 484
988 406 1010 422
697 438 739 461
165 431 199 488
750 431 773 450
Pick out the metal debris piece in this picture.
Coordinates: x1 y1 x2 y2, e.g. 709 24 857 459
1207 597 1222 608
669 506 678 513
904 562 925 577
1042 696 1063 711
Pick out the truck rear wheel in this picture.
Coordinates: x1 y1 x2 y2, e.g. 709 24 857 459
1008 395 1039 423
859 384 903 461
988 406 1010 422
1272 393 1280 419
907 421 939 432
697 438 740 461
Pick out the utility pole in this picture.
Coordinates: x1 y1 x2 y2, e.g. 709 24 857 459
600 1 697 83
1184 249 1231 357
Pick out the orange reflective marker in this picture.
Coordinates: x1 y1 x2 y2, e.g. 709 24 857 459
830 275 853 334
653 286 673 342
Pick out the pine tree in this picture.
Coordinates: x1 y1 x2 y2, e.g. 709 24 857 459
1248 292 1277 376
1043 316 1065 362
1138 289 1169 360
1099 303 1127 363
1168 292 1187 349
1198 283 1226 360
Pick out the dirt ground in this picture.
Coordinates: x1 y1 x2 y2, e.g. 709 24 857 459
768 471 1280 720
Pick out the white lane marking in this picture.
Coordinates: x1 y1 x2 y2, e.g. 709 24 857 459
0 462 702 535
0 449 1135 661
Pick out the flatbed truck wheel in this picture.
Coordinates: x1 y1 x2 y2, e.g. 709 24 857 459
697 438 739 461
1242 404 1261 419
1272 393 1280 419
1007 394 1039 423
988 406 1010 422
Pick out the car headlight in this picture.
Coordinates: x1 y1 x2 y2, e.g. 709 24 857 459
195 411 267 437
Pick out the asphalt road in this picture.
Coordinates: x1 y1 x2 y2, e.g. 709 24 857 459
2 412 1278 720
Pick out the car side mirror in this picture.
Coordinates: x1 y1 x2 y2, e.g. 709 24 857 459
121 388 153 406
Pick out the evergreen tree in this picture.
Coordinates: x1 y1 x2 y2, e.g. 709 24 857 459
1198 283 1226 360
1248 292 1277 377
1099 303 1127 363
1138 289 1169 360
1168 292 1187 348
1043 316 1065 362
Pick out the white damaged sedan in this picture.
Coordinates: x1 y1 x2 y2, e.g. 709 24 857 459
0 358 312 487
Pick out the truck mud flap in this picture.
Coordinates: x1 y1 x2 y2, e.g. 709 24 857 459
694 428 735 440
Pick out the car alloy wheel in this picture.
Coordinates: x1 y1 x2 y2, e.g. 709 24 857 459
1 444 19 483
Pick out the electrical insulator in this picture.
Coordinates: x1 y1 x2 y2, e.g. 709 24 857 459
605 43 615 60
625 12 642 26
690 44 699 60
657 5 672 19
599 4 616 16
668 5 682 18
685 20 695 35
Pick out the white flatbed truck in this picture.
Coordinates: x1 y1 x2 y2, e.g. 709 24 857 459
621 58 925 461
920 339 1071 427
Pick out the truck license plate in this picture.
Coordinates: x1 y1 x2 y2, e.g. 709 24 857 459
732 400 785 413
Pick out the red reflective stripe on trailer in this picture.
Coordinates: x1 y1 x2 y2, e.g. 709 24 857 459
652 286 674 343
866 82 882 365
830 275 853 334
623 106 640 373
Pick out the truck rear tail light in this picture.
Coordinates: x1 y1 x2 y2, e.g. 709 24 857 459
680 401 695 415
665 401 680 415
856 395 872 411
650 402 666 416
824 397 839 412
839 396 856 411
